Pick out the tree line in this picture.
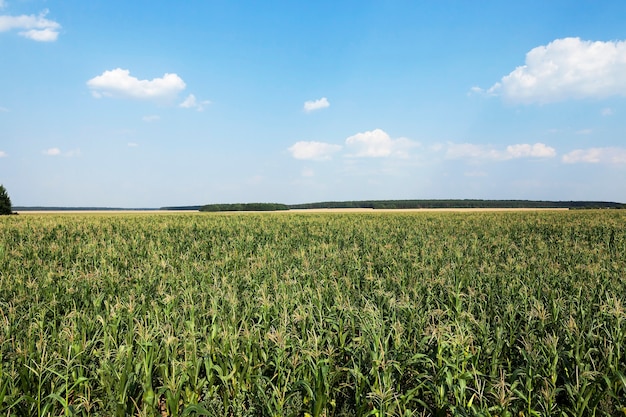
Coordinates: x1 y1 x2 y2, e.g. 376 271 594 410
199 203 289 212
288 199 625 210
197 199 625 212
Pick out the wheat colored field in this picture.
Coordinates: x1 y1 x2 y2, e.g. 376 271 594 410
0 211 625 416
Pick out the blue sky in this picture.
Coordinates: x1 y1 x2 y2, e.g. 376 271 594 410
1 0 626 207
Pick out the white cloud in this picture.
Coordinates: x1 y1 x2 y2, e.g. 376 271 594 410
43 148 80 157
142 115 160 122
179 94 197 108
301 168 315 177
0 151 7 157
288 141 342 160
575 129 592 135
0 10 61 42
127 142 139 147
506 143 556 158
345 129 417 158
303 97 330 113
87 68 186 100
446 142 556 160
486 37 626 104
20 27 57 41
179 94 210 111
562 147 626 164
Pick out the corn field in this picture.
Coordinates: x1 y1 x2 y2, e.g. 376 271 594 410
0 211 625 416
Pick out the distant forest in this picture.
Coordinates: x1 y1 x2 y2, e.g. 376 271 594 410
188 200 625 212
198 203 289 212
287 200 626 210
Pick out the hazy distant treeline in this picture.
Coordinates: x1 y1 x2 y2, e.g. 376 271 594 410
288 199 625 210
194 200 624 212
199 203 289 212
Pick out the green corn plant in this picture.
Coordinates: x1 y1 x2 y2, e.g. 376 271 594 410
1 211 625 415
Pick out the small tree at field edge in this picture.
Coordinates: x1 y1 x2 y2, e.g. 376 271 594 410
0 184 13 215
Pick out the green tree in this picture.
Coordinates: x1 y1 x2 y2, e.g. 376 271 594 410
0 184 12 215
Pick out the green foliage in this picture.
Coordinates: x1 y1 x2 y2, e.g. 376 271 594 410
0 184 11 215
0 211 625 416
288 199 625 210
200 202 289 212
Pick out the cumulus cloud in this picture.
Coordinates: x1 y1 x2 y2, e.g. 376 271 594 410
289 129 418 160
506 143 556 158
485 37 626 104
21 27 58 41
446 142 556 160
562 147 626 164
345 129 417 158
87 68 186 100
303 97 330 113
179 94 210 111
0 10 61 41
288 141 342 161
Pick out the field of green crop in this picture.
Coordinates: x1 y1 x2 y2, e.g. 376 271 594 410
0 211 625 416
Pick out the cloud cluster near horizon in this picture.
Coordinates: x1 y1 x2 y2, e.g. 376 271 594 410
0 9 61 41
288 129 418 161
562 148 626 164
288 133 626 167
446 143 556 161
476 37 626 104
287 129 586 165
